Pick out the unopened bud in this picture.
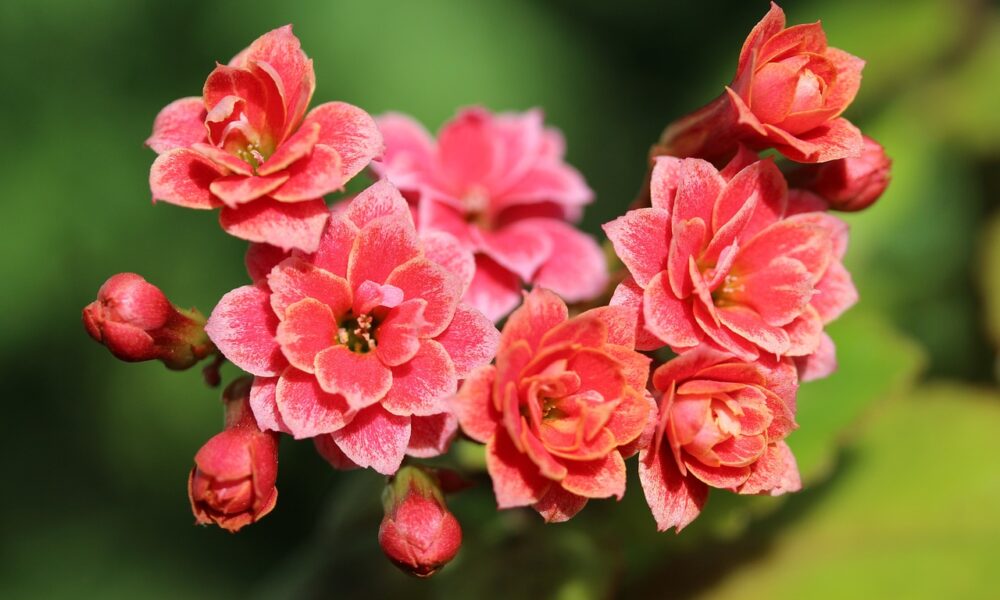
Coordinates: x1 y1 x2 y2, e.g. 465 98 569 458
83 273 214 369
792 135 891 212
188 378 279 532
378 466 462 578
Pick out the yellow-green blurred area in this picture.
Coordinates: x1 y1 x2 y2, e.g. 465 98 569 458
1 0 997 597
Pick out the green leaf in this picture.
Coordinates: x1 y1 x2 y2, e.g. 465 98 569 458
696 383 1000 600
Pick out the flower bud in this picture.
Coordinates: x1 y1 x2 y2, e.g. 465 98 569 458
83 273 214 369
792 136 891 212
188 378 279 532
378 466 462 578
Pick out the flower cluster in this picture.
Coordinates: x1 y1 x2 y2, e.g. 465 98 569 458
83 4 890 577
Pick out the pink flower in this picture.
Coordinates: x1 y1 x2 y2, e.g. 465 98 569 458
452 288 653 522
604 154 857 366
790 135 891 212
188 378 279 532
374 108 607 321
83 272 214 369
204 180 499 475
147 25 383 253
656 2 865 163
379 466 462 578
639 349 801 532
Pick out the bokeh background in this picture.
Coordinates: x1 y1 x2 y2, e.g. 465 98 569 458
2 0 998 598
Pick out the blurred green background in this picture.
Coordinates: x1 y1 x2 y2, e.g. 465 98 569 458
2 0 998 598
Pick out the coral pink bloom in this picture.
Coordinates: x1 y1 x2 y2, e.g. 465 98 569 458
452 288 653 522
657 2 864 163
205 180 499 475
604 154 857 366
374 108 607 321
147 26 383 253
639 349 801 532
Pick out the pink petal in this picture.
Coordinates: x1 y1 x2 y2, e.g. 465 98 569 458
315 345 393 410
795 331 837 382
734 3 787 89
146 97 207 154
249 376 290 433
738 256 815 326
765 117 863 163
245 243 290 283
270 144 344 202
436 108 495 191
309 214 359 277
202 65 281 143
331 404 411 475
421 231 475 296
529 221 608 303
343 179 411 229
672 159 725 231
275 367 353 439
434 303 500 378
581 305 638 348
783 303 824 356
406 413 459 458
736 219 832 283
267 257 352 319
347 215 421 289
812 260 858 324
383 339 457 417
604 387 653 446
302 101 384 182
372 112 436 190
275 298 337 372
610 277 664 351
822 48 865 119
353 280 404 315
257 122 320 175
386 257 462 337
475 221 553 282
638 444 708 532
717 305 791 355
494 160 593 210
219 197 329 252
314 435 359 470
500 287 568 352
560 451 627 500
747 61 798 123
464 255 522 322
650 156 684 211
233 25 315 137
602 208 670 288
643 272 699 348
683 458 751 489
452 365 500 443
486 431 552 508
190 142 254 176
738 441 801 495
533 486 588 523
210 173 290 207
375 299 428 367
205 285 284 377
667 217 706 298
149 148 225 209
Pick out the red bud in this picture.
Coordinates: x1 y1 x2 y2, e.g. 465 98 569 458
188 378 279 532
378 466 462 578
793 135 891 212
83 273 215 369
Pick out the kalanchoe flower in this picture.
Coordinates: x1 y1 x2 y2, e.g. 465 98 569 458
790 135 891 212
205 180 499 475
379 465 462 578
655 2 864 163
640 349 801 532
453 288 653 522
82 272 214 369
374 108 607 321
604 154 857 369
188 378 279 532
147 25 383 252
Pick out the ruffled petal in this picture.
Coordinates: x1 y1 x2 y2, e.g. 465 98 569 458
146 97 207 154
219 197 329 252
331 404 410 475
382 339 457 417
314 345 393 410
149 148 224 209
275 367 353 438
205 285 283 376
302 101 384 182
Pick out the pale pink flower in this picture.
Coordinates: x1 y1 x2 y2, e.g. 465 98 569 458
374 108 607 321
